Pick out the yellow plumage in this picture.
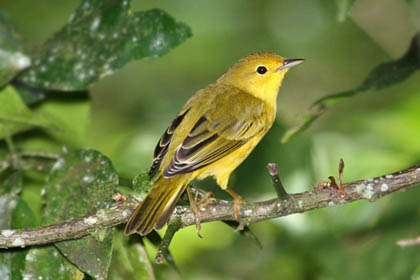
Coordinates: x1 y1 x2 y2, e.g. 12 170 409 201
125 52 303 235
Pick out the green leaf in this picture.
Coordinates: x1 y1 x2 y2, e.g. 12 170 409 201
11 197 37 229
0 12 31 88
0 172 22 232
282 31 420 143
132 172 153 197
7 199 37 280
43 149 118 280
0 172 36 280
33 97 91 147
0 171 22 197
109 231 155 280
114 172 152 200
22 246 84 280
335 0 356 22
0 85 90 147
0 86 55 140
18 0 192 91
13 84 48 106
0 173 81 280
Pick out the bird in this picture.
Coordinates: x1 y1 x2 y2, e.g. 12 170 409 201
125 52 304 236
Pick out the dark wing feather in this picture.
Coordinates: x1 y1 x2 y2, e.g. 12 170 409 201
163 113 262 178
148 109 189 178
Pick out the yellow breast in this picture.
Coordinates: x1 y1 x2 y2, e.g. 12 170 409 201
194 128 268 189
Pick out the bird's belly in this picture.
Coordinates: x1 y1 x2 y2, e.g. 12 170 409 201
194 135 263 188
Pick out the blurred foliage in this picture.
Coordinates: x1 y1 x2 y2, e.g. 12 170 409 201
109 231 155 280
335 0 356 22
0 86 55 140
0 0 420 279
282 31 420 143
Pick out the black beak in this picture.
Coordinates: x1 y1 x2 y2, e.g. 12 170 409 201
276 58 305 71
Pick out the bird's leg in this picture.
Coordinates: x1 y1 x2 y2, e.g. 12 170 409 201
186 186 216 238
186 186 202 238
225 187 247 221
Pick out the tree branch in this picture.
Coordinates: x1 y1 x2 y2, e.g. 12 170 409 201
1 164 419 249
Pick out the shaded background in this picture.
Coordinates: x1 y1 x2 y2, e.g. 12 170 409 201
1 0 420 279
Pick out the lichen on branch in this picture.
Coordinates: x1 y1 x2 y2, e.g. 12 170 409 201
0 164 419 249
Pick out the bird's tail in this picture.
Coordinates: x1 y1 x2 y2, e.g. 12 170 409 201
125 176 189 235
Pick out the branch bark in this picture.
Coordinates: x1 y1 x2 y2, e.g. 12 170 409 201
1 164 419 249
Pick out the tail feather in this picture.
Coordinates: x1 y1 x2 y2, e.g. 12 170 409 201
140 189 173 233
155 186 187 229
125 176 188 235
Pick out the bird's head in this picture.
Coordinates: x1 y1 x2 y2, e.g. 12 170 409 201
218 52 304 103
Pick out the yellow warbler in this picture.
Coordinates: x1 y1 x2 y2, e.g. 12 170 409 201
125 52 304 235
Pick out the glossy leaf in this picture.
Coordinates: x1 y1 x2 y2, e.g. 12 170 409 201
22 246 84 280
18 0 192 91
282 31 420 143
0 12 30 88
43 149 118 279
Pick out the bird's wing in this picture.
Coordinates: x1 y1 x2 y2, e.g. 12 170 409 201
162 90 267 177
148 109 189 178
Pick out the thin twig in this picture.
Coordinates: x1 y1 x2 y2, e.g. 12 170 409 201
0 165 419 249
267 163 290 200
155 218 181 266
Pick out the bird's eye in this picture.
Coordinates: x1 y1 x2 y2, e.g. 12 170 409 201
256 66 267 75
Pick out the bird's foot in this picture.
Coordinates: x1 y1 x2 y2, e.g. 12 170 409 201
225 187 247 221
187 187 216 238
196 190 217 208
232 196 247 221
